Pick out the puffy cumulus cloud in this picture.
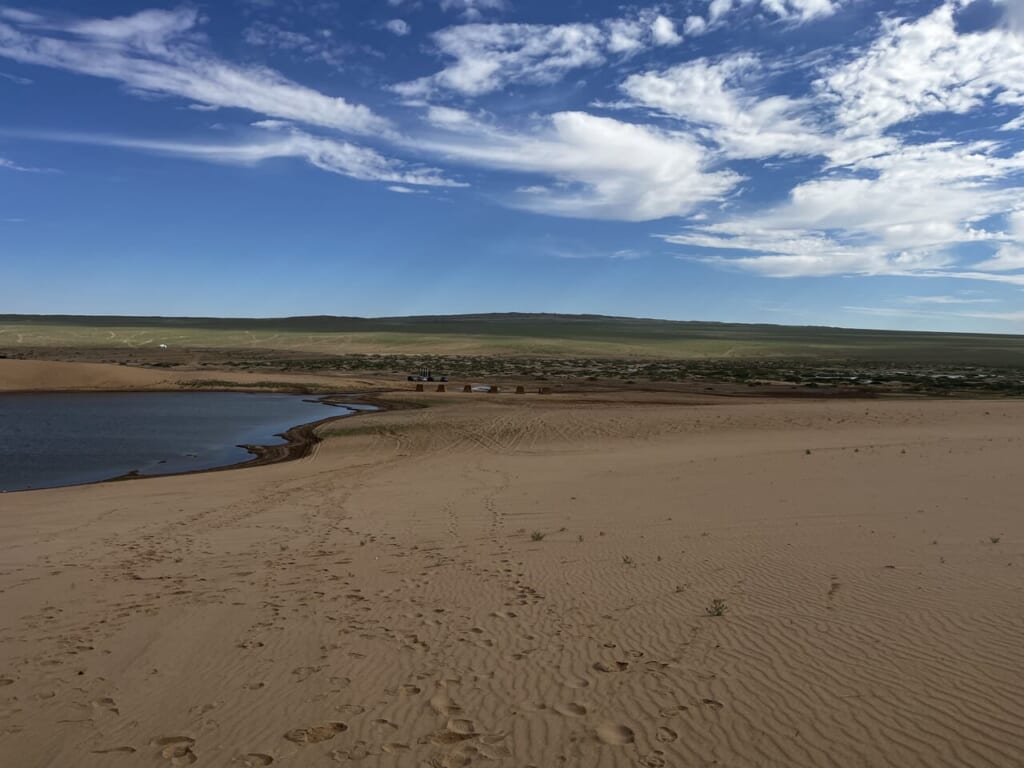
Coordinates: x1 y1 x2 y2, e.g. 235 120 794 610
45 124 463 188
606 11 683 54
640 3 1024 281
393 22 606 98
0 7 388 136
393 9 682 99
418 111 742 221
819 2 1024 137
385 19 411 36
621 54 830 159
651 15 682 46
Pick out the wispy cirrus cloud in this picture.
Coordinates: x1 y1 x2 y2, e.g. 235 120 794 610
684 0 841 38
0 155 57 173
34 124 463 188
0 7 389 136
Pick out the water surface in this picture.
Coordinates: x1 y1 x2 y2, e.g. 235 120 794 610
0 392 366 492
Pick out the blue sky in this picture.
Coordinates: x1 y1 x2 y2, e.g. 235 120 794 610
2 0 1024 331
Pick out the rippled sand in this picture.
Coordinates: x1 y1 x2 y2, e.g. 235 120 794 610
1 386 1022 767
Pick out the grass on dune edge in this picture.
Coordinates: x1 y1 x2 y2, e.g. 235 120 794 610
2 312 1024 364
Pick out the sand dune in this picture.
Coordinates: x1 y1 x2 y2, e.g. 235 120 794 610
1 392 1022 766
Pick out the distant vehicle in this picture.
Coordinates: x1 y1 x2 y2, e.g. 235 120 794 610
407 370 447 382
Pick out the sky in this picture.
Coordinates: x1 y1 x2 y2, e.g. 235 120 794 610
2 0 1024 331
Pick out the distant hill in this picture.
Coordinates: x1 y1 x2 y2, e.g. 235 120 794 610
2 313 1023 364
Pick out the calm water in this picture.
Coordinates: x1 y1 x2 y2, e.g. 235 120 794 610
0 392 368 492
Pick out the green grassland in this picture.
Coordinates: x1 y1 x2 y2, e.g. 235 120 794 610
3 313 1024 364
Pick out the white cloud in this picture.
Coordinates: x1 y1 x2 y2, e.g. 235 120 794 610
621 54 829 159
242 21 350 67
973 245 1024 272
662 140 1024 277
651 15 682 46
905 295 999 305
0 69 31 84
684 15 708 35
0 156 56 172
385 19 411 36
688 0 840 35
393 21 606 98
1002 114 1024 131
762 0 837 21
440 0 506 21
394 9 685 98
42 125 463 187
819 2 1024 137
0 8 388 136
418 111 741 220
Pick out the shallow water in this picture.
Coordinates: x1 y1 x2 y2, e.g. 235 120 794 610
0 392 365 492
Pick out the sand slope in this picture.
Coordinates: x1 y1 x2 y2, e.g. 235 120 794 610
0 360 174 392
0 394 1022 767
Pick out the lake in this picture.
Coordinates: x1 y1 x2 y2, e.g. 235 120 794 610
0 392 369 492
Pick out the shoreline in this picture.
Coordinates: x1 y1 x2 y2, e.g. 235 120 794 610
1 390 401 494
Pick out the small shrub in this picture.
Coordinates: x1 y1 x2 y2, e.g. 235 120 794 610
705 599 728 617
531 531 545 541
990 535 1002 544
622 555 635 566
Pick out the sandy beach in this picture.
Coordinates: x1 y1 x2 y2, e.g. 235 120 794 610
1 364 1022 767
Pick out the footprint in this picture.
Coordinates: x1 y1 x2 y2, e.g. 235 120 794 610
659 705 688 717
332 740 380 760
593 661 629 673
237 754 273 767
0 678 13 687
92 697 119 715
381 742 409 753
518 701 547 713
702 699 723 711
554 702 587 717
430 688 462 716
564 677 590 689
478 732 512 759
373 718 398 731
92 746 136 755
656 726 678 743
596 723 635 746
284 722 348 744
641 753 667 767
291 666 321 682
399 684 422 696
446 718 477 736
153 736 197 765
335 704 365 716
